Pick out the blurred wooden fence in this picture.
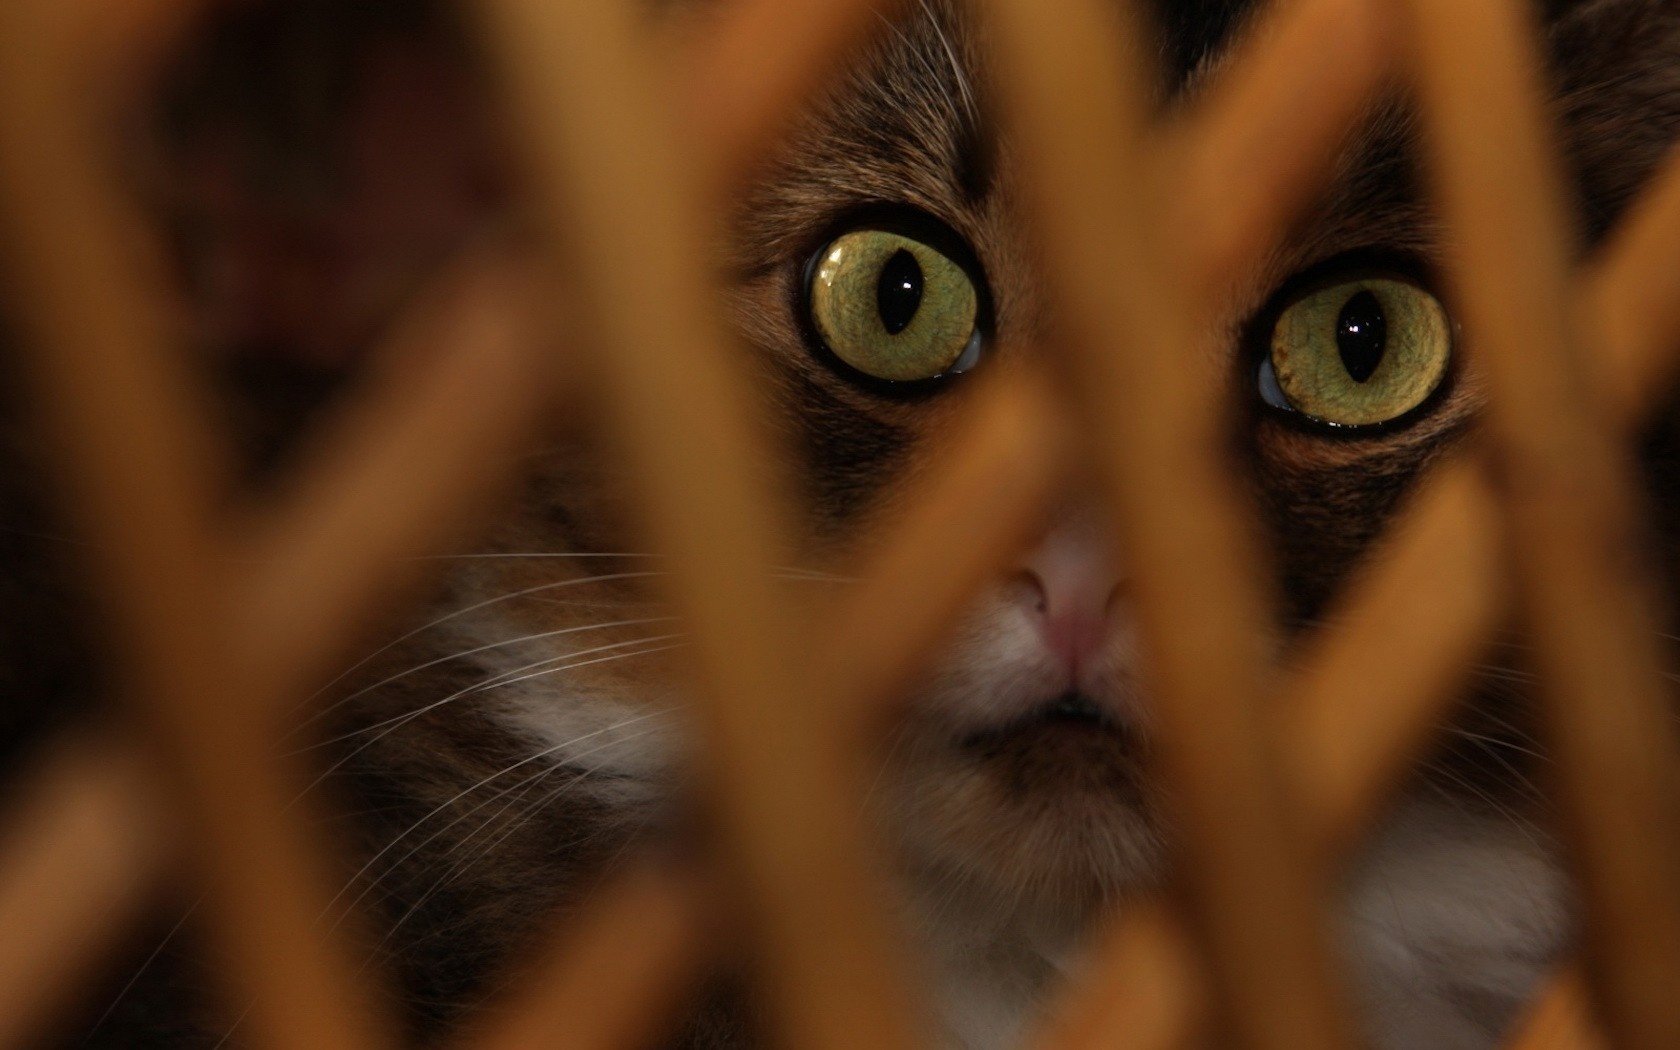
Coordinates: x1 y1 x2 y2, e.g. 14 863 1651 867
1 0 1680 1047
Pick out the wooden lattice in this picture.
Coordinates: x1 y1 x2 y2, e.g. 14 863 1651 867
2 0 1680 1047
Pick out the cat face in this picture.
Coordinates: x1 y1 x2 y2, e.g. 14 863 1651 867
387 0 1680 945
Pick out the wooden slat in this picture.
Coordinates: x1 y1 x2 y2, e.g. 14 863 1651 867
1032 899 1205 1050
1288 458 1505 851
67 0 213 95
981 0 1356 1047
685 0 901 193
1403 1 1680 1047
1170 0 1394 299
1585 142 1680 412
833 367 1069 739
1504 969 1607 1050
471 1 922 1047
0 5 389 1046
462 865 709 1050
239 246 552 719
0 734 168 1050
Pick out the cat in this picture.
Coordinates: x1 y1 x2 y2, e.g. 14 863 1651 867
23 0 1680 1047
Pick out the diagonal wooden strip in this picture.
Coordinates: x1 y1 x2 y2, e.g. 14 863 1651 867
834 366 1070 739
1169 0 1394 300
982 0 1356 1046
1584 141 1680 413
685 0 903 193
65 0 214 96
0 732 169 1050
1288 457 1506 852
471 1 922 1047
1403 1 1680 1046
1035 898 1206 1050
238 245 553 719
1503 968 1606 1050
461 864 710 1050
0 5 226 537
0 6 390 1047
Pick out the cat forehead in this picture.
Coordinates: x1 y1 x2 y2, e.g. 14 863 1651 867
732 0 1678 288
727 0 1417 289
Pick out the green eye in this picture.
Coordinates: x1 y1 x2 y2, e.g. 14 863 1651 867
1261 276 1452 427
807 228 983 383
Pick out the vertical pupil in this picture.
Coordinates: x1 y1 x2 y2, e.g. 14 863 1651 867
877 248 924 335
1336 289 1387 383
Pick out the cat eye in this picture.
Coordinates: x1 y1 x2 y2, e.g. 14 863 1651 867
1259 274 1452 428
806 227 984 384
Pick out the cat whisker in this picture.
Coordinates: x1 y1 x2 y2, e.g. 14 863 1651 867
285 616 680 741
1441 726 1552 768
420 554 853 584
364 720 675 965
211 712 670 1050
290 640 686 827
1416 759 1550 856
292 563 847 726
773 568 858 583
294 635 685 755
1471 663 1538 685
207 1008 249 1050
324 706 673 921
917 0 979 127
878 6 968 141
420 551 666 560
81 903 198 1042
289 571 671 719
420 549 848 581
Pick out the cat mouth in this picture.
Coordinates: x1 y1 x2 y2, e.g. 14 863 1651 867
958 690 1129 752
951 689 1150 810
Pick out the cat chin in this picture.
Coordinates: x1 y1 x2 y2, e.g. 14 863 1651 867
882 716 1166 920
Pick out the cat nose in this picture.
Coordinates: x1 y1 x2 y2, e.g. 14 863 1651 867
1011 520 1124 679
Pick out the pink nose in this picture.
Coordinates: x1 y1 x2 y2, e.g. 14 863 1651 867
1014 520 1124 679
